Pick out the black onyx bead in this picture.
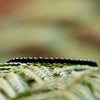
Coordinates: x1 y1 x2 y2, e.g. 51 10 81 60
44 57 49 63
60 57 65 63
33 57 38 63
49 57 54 63
54 57 60 63
38 57 43 63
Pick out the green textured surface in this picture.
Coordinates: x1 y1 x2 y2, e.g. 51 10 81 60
0 63 99 100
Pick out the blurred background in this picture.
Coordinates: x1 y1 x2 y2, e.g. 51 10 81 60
0 0 100 65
